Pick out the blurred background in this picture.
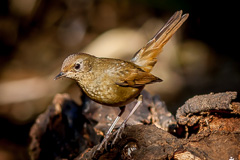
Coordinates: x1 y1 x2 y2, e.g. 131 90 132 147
0 0 239 159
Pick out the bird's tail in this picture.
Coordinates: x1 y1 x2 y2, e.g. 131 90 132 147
131 10 189 72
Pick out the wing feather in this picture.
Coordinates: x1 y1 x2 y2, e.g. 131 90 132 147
115 68 162 87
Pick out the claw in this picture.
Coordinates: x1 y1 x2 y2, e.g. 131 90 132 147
111 123 126 146
97 133 110 151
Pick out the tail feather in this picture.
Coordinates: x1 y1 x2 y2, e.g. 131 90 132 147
131 10 189 72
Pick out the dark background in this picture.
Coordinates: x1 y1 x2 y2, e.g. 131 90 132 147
0 0 239 159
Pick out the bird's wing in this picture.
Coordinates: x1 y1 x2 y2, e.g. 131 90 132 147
115 68 162 87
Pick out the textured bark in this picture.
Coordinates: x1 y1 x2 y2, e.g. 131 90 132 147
29 91 240 160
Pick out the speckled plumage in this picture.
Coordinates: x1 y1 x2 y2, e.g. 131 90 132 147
60 53 158 106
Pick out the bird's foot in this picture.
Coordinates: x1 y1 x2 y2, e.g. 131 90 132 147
96 123 126 151
111 122 126 146
96 132 111 151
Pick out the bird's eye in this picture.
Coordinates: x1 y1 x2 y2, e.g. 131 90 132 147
74 63 81 70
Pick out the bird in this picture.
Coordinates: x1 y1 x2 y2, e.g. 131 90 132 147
55 10 189 150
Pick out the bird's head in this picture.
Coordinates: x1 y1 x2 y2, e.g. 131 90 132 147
55 53 94 81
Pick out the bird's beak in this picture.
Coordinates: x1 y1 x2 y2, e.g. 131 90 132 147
54 72 65 80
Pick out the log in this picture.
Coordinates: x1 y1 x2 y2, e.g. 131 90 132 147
29 91 240 160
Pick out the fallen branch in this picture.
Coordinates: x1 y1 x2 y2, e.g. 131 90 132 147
29 91 240 160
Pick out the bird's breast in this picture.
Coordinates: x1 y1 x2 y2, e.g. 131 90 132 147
78 72 143 106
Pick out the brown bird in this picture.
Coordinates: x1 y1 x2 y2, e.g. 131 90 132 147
55 10 189 150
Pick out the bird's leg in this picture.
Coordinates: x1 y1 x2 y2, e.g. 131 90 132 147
111 95 143 145
97 106 126 150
